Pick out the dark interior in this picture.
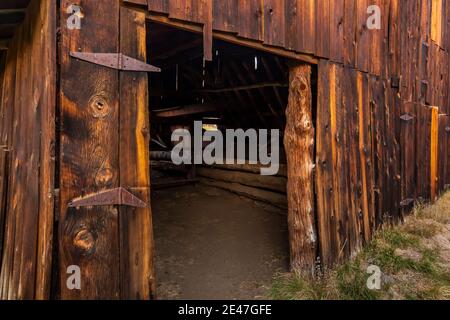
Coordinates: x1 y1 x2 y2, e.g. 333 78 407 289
146 22 293 299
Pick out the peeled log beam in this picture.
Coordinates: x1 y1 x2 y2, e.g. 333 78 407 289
154 103 217 118
151 161 188 174
284 64 317 275
150 151 172 161
197 167 287 193
199 178 287 209
207 163 287 177
198 82 288 93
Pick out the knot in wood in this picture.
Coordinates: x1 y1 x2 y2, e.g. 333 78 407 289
89 95 110 119
95 167 114 187
73 229 95 253
299 82 307 91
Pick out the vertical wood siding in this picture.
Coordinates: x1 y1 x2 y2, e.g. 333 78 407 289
0 0 56 299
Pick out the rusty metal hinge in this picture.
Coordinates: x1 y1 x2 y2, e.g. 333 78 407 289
400 113 414 122
400 198 414 207
68 187 147 208
70 52 161 72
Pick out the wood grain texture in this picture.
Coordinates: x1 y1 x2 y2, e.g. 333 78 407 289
35 0 56 300
315 0 330 58
430 106 439 202
284 64 317 274
59 0 120 299
0 0 55 300
119 7 155 300
316 60 338 267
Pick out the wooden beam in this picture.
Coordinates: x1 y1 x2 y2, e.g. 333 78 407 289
198 82 287 93
205 163 287 177
119 6 155 299
154 103 216 117
203 0 212 61
35 0 56 300
284 64 317 275
430 106 439 202
197 167 287 193
200 178 287 209
59 0 121 299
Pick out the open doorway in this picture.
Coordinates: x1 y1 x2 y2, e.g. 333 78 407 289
147 22 293 299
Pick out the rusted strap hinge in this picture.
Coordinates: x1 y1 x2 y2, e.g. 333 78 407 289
400 113 415 122
400 198 414 208
70 52 161 72
68 187 147 208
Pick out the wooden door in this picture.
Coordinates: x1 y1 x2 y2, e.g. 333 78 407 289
59 0 155 299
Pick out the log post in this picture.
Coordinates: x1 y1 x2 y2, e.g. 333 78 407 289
284 64 317 275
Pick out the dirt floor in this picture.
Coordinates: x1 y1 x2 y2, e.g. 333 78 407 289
152 184 289 300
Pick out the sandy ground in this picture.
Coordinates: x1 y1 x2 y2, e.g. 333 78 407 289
151 184 289 300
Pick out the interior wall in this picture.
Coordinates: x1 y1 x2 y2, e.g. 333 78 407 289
0 0 56 300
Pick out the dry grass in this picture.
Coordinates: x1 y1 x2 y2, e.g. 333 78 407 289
269 191 450 300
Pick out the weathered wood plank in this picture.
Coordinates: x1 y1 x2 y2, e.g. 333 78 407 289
239 0 263 41
0 33 17 300
264 0 286 48
212 0 238 33
35 0 56 300
431 0 443 46
400 102 417 215
357 72 374 243
430 106 439 202
437 114 448 194
59 0 120 299
343 67 363 255
369 0 383 76
315 0 330 58
119 7 155 299
416 105 432 201
356 0 369 72
343 0 356 67
316 60 338 267
148 0 169 14
329 0 344 63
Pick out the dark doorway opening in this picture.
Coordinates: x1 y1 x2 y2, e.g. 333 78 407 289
147 22 293 299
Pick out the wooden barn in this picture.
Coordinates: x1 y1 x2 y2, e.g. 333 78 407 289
0 0 449 300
